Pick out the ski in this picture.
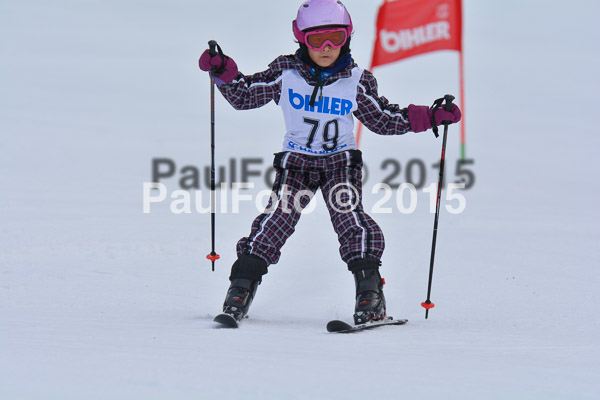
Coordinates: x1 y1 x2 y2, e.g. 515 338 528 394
326 317 408 333
213 313 239 328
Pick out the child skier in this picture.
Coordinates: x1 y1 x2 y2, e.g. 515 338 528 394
199 0 461 325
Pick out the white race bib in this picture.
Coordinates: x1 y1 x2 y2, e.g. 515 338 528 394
279 67 362 156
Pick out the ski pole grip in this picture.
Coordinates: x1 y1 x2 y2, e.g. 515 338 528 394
443 94 455 112
208 40 218 56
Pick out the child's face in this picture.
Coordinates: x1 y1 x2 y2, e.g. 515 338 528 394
307 45 341 68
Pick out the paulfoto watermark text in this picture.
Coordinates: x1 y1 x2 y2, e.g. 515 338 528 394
143 181 467 215
150 157 476 190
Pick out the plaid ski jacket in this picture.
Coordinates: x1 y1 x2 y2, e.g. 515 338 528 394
217 53 412 136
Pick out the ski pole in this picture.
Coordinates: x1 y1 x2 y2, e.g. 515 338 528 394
421 94 455 319
206 40 221 271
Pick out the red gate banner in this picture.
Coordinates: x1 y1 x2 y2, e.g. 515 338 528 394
358 0 466 159
371 0 462 68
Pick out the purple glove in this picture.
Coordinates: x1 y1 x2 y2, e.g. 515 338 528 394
408 103 462 133
198 49 239 85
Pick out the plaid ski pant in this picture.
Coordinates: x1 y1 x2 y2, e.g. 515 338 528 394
237 150 385 266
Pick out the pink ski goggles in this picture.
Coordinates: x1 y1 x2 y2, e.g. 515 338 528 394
303 27 348 51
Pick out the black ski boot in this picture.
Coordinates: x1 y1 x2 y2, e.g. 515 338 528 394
221 254 268 322
348 258 386 325
223 279 260 321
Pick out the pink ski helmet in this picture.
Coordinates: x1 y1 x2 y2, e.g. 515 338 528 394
293 0 353 44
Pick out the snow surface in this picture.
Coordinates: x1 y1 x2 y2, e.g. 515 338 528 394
1 0 600 399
